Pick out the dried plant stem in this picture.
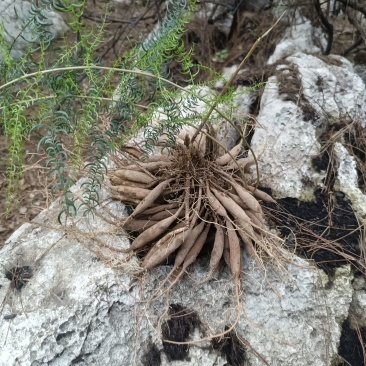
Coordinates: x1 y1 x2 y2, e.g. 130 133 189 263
190 13 285 144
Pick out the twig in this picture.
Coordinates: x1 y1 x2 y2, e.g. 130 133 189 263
336 0 366 17
345 6 366 44
314 0 333 55
190 12 286 144
341 37 362 56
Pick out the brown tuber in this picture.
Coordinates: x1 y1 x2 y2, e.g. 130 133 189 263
108 127 283 291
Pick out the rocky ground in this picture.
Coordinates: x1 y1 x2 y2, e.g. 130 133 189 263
0 2 366 364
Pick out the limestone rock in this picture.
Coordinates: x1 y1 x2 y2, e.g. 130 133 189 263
268 11 326 65
251 52 366 210
0 0 67 58
349 276 366 329
0 188 355 366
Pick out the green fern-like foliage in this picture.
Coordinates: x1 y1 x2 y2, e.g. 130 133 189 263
0 0 241 222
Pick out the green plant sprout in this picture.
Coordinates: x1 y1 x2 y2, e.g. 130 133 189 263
214 49 229 63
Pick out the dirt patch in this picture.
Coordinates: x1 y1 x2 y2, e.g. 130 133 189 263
161 304 202 362
264 188 361 275
212 327 247 366
142 342 161 366
312 151 330 172
0 136 53 248
275 61 319 122
5 265 33 291
337 318 366 366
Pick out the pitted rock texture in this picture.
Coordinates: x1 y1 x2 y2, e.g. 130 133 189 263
0 183 355 366
251 52 366 210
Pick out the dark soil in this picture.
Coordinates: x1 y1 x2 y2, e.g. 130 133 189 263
312 151 330 172
161 304 202 362
142 342 162 366
5 265 33 291
212 327 247 366
264 189 361 275
337 318 366 366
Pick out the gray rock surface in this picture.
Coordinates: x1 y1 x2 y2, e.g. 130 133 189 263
0 0 67 58
349 275 366 329
1 53 363 363
0 190 354 365
251 52 366 214
268 11 326 65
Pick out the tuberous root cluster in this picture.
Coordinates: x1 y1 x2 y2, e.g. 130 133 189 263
108 129 281 286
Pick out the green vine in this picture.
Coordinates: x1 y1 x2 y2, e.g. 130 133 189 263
0 0 258 223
